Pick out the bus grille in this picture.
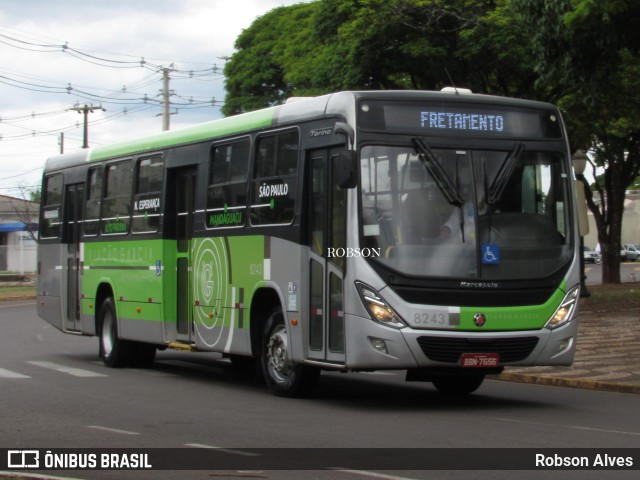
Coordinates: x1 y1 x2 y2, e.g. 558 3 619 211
416 336 539 364
392 286 555 307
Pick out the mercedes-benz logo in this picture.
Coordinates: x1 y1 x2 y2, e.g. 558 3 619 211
473 313 487 327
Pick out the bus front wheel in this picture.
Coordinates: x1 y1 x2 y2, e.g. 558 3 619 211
98 297 133 368
260 307 319 397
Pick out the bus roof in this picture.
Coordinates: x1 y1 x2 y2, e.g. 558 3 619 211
43 90 558 171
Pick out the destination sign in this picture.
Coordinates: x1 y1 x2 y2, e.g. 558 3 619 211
358 100 562 139
420 111 504 132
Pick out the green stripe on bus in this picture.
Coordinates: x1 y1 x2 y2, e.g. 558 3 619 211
90 107 276 161
458 284 567 331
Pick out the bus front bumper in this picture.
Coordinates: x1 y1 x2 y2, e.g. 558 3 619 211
343 313 579 371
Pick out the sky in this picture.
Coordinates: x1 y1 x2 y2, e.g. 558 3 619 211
0 0 306 198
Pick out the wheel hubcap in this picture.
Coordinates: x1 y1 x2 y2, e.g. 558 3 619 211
101 311 114 356
267 325 291 382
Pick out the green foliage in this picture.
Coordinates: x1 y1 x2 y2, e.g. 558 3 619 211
29 188 41 204
222 0 640 283
222 3 323 115
512 0 640 283
223 0 540 113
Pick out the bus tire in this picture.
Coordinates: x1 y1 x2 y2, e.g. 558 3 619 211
432 374 485 395
98 297 133 368
260 307 319 397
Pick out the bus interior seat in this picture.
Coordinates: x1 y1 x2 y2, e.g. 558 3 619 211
401 163 449 243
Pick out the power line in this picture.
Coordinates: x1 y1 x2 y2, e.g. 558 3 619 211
0 27 226 123
0 105 154 142
0 167 42 180
0 68 220 108
0 25 227 172
0 29 225 77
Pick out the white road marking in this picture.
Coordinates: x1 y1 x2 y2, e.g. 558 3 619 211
0 367 30 378
27 361 107 377
184 443 261 457
86 425 139 435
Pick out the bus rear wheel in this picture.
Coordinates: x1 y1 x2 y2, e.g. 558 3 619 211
98 297 133 368
260 307 319 397
432 374 485 395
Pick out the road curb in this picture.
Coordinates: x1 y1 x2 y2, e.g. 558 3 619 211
494 372 640 395
0 296 36 302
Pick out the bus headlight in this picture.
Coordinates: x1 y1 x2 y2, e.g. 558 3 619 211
545 286 580 330
356 282 405 329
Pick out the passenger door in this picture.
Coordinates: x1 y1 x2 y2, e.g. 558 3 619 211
308 148 347 364
172 167 198 342
63 183 84 332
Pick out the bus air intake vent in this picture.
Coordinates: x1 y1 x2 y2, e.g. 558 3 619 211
416 336 539 363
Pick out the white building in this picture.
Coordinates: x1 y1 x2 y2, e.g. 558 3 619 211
0 194 39 274
583 190 640 250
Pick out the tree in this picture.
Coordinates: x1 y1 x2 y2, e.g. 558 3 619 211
512 0 640 283
7 186 39 242
223 0 640 282
223 0 537 114
312 0 536 95
222 3 323 115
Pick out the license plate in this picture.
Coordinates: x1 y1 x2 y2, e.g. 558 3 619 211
460 353 500 368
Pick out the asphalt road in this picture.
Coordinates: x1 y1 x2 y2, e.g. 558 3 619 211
584 261 640 284
1 301 639 480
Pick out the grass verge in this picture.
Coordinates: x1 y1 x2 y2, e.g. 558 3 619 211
580 282 640 313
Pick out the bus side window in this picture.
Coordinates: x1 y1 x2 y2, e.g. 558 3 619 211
102 160 132 235
132 155 164 234
251 130 299 226
84 166 102 236
40 173 63 239
206 138 250 229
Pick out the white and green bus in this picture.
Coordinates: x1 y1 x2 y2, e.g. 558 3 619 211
37 90 583 396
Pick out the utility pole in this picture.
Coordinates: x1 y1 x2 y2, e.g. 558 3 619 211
69 104 105 148
162 66 172 131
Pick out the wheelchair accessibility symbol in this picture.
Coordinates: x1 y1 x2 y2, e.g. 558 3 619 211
481 243 500 264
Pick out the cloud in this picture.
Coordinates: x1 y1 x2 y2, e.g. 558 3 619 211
0 0 307 195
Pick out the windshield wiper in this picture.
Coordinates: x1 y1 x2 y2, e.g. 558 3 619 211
488 142 524 206
412 138 464 207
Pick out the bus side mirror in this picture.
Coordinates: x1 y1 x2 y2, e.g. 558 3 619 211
335 150 358 189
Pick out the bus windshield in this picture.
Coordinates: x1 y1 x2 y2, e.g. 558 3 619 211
359 144 572 280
